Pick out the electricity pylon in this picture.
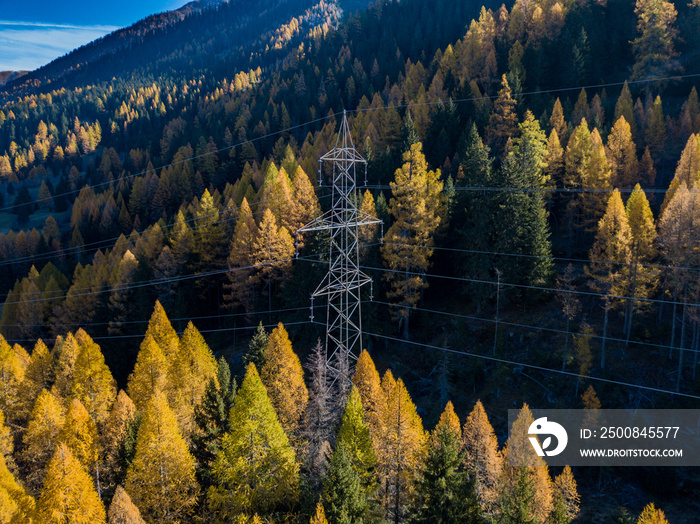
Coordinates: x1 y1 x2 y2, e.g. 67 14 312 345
297 110 381 386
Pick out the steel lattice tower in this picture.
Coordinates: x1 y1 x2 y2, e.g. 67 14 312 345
297 111 381 385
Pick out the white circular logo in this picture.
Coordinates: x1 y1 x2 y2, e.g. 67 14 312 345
528 417 568 457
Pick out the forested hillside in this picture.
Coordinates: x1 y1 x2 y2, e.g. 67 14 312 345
1 0 700 520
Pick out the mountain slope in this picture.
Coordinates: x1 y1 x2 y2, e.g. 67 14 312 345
0 0 351 102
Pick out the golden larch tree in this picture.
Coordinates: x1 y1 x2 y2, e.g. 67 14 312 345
71 329 117 427
260 322 308 436
126 335 169 412
125 391 199 523
20 389 66 493
35 443 106 524
552 465 580 522
107 485 146 524
0 411 14 472
291 166 321 245
252 208 295 308
351 350 387 451
462 400 502 517
309 501 329 524
607 116 638 189
0 452 35 523
549 98 567 143
143 301 179 359
500 404 553 523
168 321 218 437
487 74 518 154
59 398 99 483
660 133 699 214
224 197 257 314
0 334 25 422
381 376 426 523
381 142 444 337
624 184 658 336
637 503 669 523
358 190 380 247
51 333 81 401
16 339 52 422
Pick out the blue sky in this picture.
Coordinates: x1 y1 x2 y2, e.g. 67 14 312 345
0 0 191 71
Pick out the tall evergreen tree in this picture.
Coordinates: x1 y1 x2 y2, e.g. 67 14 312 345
494 111 553 290
192 356 236 489
453 124 495 312
336 387 378 496
411 402 482 524
323 443 369 524
245 322 269 370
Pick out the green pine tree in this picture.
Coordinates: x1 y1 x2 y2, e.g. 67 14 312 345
323 442 369 524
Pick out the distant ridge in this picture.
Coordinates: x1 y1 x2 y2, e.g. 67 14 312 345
0 71 28 86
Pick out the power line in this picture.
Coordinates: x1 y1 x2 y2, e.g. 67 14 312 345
363 184 677 195
380 240 700 275
350 73 700 116
6 66 699 215
367 299 700 357
2 319 311 345
359 262 700 309
0 253 326 307
357 328 700 401
0 304 310 329
0 188 332 268
0 111 340 213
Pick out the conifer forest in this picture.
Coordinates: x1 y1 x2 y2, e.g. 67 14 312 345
1 0 700 521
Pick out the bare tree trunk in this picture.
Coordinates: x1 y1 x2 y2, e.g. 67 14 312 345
601 297 610 370
670 272 679 359
494 269 501 356
676 298 687 392
625 257 639 344
693 319 699 380
562 316 570 371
